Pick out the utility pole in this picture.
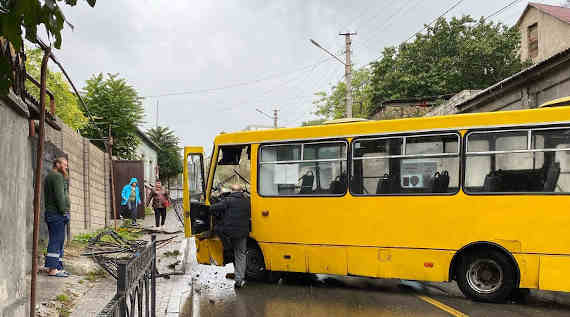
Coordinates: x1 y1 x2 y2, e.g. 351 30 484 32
155 100 159 128
273 107 279 128
310 32 356 119
256 106 279 128
340 32 356 118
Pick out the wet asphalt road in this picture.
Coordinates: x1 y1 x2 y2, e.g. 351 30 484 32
181 243 570 317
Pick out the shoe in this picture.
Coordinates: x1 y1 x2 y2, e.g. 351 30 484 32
48 271 69 278
234 280 246 289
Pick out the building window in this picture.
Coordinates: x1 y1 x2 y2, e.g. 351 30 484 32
259 141 347 196
528 23 538 59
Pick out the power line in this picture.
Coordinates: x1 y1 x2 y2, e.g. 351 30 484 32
143 57 332 98
403 0 466 44
357 0 423 53
485 0 523 20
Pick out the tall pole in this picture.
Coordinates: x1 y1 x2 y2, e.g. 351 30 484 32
273 107 279 128
108 125 118 231
340 32 356 118
30 46 50 317
155 100 159 128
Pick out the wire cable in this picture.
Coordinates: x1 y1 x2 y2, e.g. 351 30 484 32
143 57 332 98
485 0 523 20
403 0 466 44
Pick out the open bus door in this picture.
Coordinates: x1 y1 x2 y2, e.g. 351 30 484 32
183 147 224 266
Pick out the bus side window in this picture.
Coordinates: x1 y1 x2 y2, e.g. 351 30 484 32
351 134 459 195
465 127 570 194
259 141 347 196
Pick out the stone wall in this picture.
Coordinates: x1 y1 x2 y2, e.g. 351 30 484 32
370 103 434 120
424 90 481 117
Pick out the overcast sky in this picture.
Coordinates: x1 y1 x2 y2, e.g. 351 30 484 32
53 0 562 151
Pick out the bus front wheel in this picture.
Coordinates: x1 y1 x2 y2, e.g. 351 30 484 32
245 243 281 283
456 249 516 303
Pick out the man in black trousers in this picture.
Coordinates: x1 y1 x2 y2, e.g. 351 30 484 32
210 184 250 288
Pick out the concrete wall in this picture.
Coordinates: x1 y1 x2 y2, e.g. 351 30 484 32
435 50 570 115
519 7 570 63
0 93 33 317
0 91 112 316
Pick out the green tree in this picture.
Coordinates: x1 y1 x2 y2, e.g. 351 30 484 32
312 68 372 120
146 126 183 184
24 47 87 129
81 73 144 159
368 15 530 116
0 0 96 94
301 118 326 126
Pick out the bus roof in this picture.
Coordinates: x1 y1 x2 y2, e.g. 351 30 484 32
538 96 570 108
214 106 570 145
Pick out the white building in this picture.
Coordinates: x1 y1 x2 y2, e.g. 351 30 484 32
135 128 160 187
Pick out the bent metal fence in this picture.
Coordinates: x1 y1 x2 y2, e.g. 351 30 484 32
97 235 157 317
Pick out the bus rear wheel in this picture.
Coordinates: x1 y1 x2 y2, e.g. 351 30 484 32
456 249 516 303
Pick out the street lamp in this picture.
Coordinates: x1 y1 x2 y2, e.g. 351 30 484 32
310 37 354 118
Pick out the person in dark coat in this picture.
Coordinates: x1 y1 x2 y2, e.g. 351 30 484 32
210 184 250 288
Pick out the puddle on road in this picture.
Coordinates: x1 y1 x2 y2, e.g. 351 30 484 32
180 266 450 317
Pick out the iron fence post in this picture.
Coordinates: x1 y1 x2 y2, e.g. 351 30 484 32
118 261 128 317
151 234 156 317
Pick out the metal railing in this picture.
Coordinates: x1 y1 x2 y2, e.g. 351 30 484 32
97 235 157 317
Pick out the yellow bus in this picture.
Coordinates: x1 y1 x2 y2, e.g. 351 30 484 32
183 106 570 302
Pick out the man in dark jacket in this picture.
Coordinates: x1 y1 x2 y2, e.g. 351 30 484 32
210 184 250 288
44 157 70 277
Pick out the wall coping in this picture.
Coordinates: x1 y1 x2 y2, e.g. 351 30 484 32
1 90 29 118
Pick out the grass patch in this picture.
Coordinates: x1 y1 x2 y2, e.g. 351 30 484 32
85 268 106 282
55 294 71 304
72 227 143 246
163 250 180 257
57 307 71 317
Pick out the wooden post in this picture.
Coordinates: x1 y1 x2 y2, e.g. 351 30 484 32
30 46 50 317
108 125 118 231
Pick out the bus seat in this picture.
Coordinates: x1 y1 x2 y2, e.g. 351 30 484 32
330 175 347 194
432 171 450 193
300 172 314 194
376 174 391 194
544 162 561 192
483 171 502 192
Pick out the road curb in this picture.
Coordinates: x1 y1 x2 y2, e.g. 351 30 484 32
165 237 193 316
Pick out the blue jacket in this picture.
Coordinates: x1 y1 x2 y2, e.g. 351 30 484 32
121 178 141 206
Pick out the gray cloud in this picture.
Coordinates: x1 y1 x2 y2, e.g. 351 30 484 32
51 0 560 151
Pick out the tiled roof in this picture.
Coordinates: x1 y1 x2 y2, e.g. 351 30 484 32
529 2 570 24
